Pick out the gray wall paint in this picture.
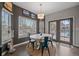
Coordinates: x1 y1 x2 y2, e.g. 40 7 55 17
39 18 45 33
39 20 44 33
0 3 3 45
45 5 79 47
0 3 2 45
12 4 19 44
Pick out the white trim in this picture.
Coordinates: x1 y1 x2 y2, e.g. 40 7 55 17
13 41 29 48
73 44 79 47
72 16 76 46
70 16 79 47
72 16 79 47
2 8 13 15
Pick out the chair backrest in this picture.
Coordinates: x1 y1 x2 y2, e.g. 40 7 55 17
37 32 41 34
51 33 54 40
43 37 48 47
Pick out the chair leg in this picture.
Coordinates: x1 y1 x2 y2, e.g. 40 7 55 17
27 43 29 47
41 47 44 56
27 42 30 47
35 42 37 46
27 41 31 48
47 48 50 56
39 42 42 50
31 42 34 51
51 41 53 47
39 46 41 50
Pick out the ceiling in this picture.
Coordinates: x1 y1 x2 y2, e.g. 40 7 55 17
13 2 79 15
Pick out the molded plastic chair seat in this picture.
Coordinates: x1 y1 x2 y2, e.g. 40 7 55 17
30 39 35 42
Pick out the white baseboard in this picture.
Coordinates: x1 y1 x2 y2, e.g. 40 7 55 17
13 41 29 48
73 44 79 47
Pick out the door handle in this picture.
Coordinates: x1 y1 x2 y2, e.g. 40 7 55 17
8 30 10 33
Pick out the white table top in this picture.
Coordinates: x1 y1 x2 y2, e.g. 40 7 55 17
30 33 52 40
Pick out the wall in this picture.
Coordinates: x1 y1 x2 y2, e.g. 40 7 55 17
45 5 79 47
39 20 44 33
0 3 3 45
39 18 45 33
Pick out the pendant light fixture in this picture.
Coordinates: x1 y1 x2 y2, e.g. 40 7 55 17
37 4 44 20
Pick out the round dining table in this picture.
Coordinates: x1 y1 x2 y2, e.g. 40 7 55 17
30 33 52 49
30 33 52 40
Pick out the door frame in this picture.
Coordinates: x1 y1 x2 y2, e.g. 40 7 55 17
48 18 73 45
48 20 59 42
1 8 12 45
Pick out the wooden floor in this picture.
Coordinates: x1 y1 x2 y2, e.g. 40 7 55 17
26 43 56 56
6 42 79 56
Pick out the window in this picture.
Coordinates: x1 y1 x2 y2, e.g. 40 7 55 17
18 16 37 38
2 9 11 44
60 20 70 37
